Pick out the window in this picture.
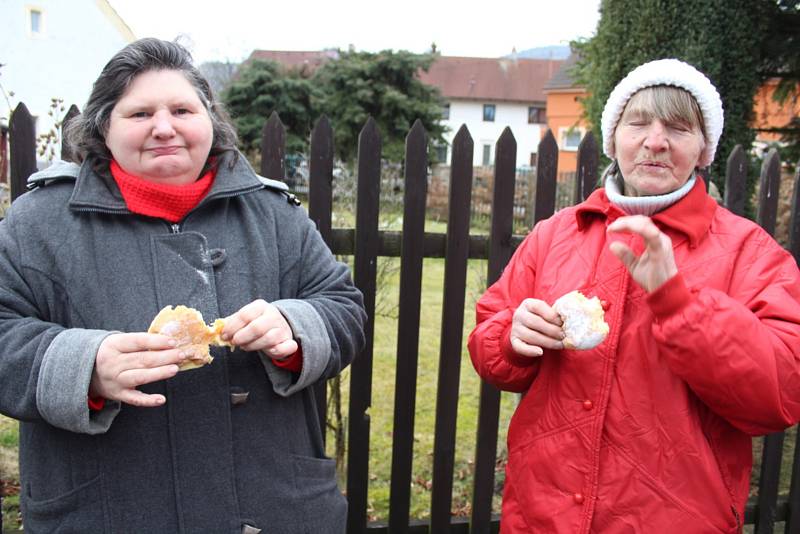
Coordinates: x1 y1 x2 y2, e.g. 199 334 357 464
530 153 538 167
483 104 495 122
528 106 546 124
482 144 492 166
435 144 448 163
560 127 585 152
28 8 44 36
442 103 450 120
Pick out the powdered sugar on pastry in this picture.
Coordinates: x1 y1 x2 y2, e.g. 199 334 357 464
552 291 609 350
148 305 231 371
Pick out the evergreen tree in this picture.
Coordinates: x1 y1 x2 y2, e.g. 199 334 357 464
222 60 320 155
573 0 770 197
311 49 446 162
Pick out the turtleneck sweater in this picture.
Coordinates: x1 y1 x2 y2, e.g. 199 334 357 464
110 160 215 223
605 172 697 216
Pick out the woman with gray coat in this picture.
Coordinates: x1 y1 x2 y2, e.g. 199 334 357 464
0 38 365 533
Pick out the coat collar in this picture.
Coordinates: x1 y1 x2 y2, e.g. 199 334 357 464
575 177 718 248
69 151 264 213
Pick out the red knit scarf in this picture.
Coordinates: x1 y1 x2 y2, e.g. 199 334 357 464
110 160 215 223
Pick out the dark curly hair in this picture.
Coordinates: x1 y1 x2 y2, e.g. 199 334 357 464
66 38 238 174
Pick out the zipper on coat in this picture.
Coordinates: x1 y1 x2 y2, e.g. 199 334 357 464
170 223 181 234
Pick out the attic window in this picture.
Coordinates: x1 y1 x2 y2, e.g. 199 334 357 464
483 104 495 122
28 7 44 36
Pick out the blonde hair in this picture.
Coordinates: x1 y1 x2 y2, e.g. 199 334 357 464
619 85 706 139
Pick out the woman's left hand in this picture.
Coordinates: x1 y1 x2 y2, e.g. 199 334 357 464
607 215 678 293
222 299 299 358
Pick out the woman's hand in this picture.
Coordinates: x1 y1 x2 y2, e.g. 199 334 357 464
90 333 186 407
607 215 678 292
222 299 298 358
510 298 565 357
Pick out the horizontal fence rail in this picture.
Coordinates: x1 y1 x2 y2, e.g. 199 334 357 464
3 101 800 534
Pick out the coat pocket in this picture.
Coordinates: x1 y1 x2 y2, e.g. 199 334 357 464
291 455 347 534
22 474 105 533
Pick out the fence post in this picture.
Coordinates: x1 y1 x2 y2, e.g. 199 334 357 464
753 148 784 534
471 127 517 534
346 117 381 534
387 120 428 533
260 111 286 179
724 145 748 216
60 105 80 162
574 131 599 204
533 130 558 225
430 124 473 533
308 116 334 444
788 162 800 534
9 103 37 201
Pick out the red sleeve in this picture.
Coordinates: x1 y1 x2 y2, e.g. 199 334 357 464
650 234 800 435
468 229 544 393
88 396 105 411
271 346 303 373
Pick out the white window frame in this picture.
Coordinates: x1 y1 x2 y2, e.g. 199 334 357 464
27 6 45 37
559 126 585 152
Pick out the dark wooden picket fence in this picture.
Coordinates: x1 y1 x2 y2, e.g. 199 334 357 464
3 102 800 533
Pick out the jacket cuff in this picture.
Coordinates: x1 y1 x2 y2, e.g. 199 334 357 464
501 324 540 367
37 329 121 434
265 299 330 397
647 273 692 320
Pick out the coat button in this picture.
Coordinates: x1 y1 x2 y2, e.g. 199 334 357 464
573 493 585 504
231 391 250 406
600 300 610 311
582 400 594 411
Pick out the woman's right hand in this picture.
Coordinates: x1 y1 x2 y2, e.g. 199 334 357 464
90 333 188 407
510 298 565 357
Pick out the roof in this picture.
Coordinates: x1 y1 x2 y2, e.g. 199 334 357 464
418 56 563 103
543 53 582 91
246 50 339 74
246 50 562 103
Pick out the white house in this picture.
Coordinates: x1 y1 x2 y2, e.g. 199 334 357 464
418 56 562 168
0 0 134 161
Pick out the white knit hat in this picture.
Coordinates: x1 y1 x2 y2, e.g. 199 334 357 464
601 58 724 168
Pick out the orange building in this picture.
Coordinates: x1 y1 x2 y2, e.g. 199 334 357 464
543 55 798 176
752 78 800 145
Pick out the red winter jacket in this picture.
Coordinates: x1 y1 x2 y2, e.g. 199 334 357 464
468 180 800 533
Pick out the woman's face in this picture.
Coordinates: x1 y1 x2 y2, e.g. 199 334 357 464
105 69 213 185
613 106 705 197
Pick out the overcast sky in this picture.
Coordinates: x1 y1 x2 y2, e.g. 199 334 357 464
107 0 601 64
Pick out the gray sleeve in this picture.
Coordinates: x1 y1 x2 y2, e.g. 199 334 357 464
37 328 121 434
263 299 331 397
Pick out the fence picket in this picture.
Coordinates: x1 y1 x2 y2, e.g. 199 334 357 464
470 127 516 534
388 120 428 533
308 115 335 443
724 145 748 216
753 148 784 534
260 111 285 179
790 163 800 267
756 149 781 233
534 130 558 224
347 117 382 534
788 426 800 534
60 105 80 162
9 103 37 201
575 131 599 203
431 125 474 532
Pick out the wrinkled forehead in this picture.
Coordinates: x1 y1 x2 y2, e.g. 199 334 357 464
620 85 705 133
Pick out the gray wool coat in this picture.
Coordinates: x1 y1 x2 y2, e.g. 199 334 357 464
0 152 366 533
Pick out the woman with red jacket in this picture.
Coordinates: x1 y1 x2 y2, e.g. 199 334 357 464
468 59 800 533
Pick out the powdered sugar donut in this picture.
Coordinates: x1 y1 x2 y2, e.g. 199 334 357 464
552 291 609 350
